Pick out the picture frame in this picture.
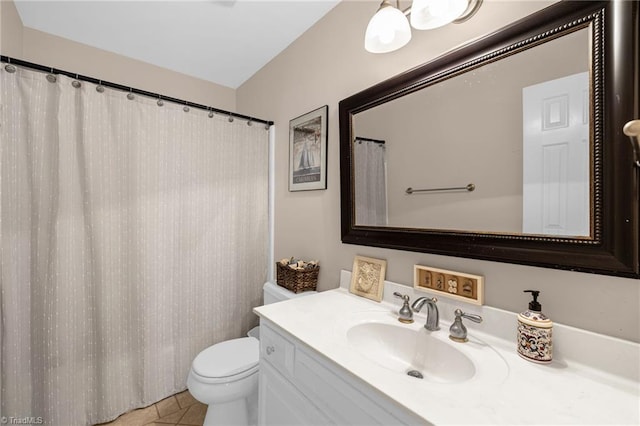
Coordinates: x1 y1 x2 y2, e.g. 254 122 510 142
289 105 328 191
349 256 387 302
414 264 485 306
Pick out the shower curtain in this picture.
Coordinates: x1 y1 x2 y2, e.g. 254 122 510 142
0 66 269 425
354 138 388 226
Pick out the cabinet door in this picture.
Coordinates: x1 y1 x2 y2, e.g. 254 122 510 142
258 361 331 426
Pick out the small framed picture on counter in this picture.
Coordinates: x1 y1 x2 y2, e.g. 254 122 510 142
350 256 386 302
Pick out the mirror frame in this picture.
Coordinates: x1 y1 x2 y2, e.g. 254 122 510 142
339 0 640 278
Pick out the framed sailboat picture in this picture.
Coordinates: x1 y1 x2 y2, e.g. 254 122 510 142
289 105 328 191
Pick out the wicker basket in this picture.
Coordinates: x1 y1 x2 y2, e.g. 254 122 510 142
276 262 319 293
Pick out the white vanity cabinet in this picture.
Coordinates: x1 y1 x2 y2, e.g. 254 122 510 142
255 284 640 425
258 319 424 426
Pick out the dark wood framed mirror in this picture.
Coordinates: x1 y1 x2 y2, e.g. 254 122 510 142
339 0 640 277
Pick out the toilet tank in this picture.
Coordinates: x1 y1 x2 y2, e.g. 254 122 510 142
249 283 317 340
263 282 316 305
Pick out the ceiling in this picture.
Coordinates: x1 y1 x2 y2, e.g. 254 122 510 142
13 0 341 89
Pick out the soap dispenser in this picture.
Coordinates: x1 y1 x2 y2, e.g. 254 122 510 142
517 290 553 363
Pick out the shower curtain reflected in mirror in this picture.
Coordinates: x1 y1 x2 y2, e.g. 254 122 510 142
0 67 269 425
354 138 388 226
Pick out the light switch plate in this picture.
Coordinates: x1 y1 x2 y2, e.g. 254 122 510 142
414 265 484 305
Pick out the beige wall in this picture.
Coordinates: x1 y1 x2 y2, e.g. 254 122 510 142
19 28 237 110
0 0 23 57
1 0 235 111
238 0 640 343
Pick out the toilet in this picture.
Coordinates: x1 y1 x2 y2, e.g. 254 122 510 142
187 282 316 426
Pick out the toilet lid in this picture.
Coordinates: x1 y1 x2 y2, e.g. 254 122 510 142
193 337 259 378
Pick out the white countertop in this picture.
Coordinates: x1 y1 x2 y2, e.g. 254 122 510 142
254 276 640 425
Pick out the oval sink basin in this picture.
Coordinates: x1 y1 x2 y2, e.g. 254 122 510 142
347 322 475 383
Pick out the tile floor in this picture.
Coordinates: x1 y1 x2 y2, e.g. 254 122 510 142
96 390 206 426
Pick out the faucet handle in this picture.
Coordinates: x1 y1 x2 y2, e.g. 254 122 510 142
458 309 482 323
393 292 414 324
393 292 409 301
449 309 483 342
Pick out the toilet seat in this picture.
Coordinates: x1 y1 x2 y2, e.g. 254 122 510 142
190 363 258 384
192 337 259 382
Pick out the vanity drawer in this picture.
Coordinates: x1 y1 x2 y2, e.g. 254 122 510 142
260 323 295 376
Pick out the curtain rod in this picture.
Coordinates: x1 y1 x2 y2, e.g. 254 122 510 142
355 136 385 144
1 55 274 127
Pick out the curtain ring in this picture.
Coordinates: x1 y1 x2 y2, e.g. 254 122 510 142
46 68 57 83
247 118 252 127
96 80 105 93
228 113 234 123
4 57 16 73
72 74 81 88
127 89 135 100
157 96 164 107
208 108 214 118
183 102 190 113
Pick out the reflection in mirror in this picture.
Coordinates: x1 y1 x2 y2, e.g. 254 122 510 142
354 137 388 226
352 27 590 237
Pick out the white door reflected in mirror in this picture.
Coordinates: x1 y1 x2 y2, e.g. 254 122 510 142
522 72 590 237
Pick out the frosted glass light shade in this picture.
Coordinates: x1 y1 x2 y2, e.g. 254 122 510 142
410 0 469 30
364 3 412 53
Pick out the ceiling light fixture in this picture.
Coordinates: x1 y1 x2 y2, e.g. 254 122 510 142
365 0 483 53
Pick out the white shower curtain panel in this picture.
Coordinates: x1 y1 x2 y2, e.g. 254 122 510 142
0 67 269 425
354 139 388 226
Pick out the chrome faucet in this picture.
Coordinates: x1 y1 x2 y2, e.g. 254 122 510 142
411 297 439 331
